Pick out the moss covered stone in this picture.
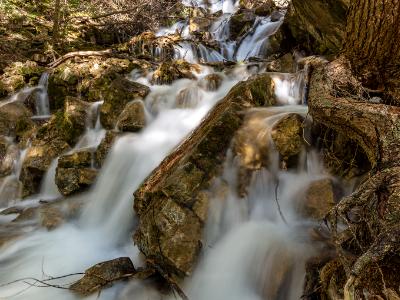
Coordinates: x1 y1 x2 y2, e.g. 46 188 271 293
100 76 150 129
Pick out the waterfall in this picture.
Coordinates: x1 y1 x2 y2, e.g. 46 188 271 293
0 1 325 299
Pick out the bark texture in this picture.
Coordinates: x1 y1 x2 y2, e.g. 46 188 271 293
344 0 400 100
308 58 400 298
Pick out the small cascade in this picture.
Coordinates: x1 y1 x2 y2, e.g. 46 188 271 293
0 143 27 208
0 1 328 299
33 72 51 118
235 16 284 61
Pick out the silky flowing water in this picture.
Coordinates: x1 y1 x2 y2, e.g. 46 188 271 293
0 0 329 299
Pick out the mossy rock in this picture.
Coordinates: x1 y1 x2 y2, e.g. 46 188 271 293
20 139 70 197
151 60 199 85
100 76 150 129
116 101 146 132
36 96 89 146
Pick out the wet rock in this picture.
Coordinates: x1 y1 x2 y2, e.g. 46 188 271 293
134 198 202 276
19 139 70 197
271 113 304 161
95 131 118 167
55 167 97 196
116 101 146 132
100 76 150 129
35 96 89 146
151 60 199 85
71 257 136 296
300 178 336 220
285 0 349 54
230 10 256 39
189 17 212 34
198 73 223 91
55 150 97 196
0 102 34 138
134 73 277 277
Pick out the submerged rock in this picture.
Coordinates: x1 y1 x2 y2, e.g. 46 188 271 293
116 101 146 132
55 150 97 196
198 73 223 91
134 73 277 277
71 257 136 296
100 76 150 129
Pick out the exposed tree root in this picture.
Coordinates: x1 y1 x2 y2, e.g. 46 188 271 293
308 57 400 298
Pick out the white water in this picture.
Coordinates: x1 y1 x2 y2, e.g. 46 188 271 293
0 1 321 299
34 72 50 118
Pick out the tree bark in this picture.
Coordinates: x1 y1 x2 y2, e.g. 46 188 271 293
344 0 400 100
52 0 62 44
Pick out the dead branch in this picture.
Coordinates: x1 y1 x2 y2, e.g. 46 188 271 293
48 50 114 68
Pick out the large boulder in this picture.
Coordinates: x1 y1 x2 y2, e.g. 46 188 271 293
133 73 277 278
55 150 98 196
100 76 150 129
285 0 349 54
116 101 146 132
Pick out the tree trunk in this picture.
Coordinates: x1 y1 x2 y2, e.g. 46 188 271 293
344 0 400 100
52 0 62 44
306 1 400 297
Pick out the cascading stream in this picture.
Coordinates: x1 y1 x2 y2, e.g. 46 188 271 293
0 1 321 299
